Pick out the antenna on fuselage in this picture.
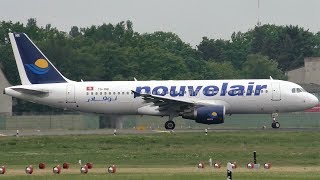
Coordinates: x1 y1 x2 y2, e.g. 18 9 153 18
134 77 138 81
269 76 273 80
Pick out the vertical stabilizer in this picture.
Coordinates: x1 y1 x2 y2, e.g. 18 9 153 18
9 33 70 84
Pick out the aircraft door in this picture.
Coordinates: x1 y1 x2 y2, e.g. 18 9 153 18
271 83 281 101
66 84 76 103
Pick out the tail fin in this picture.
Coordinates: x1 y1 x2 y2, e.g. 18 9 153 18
8 33 70 84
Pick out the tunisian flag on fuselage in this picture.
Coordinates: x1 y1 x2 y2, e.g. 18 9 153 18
86 86 94 91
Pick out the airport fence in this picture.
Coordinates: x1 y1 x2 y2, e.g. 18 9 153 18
0 112 319 131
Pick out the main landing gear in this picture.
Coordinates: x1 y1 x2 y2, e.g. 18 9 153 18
165 120 175 130
271 113 280 129
165 115 176 130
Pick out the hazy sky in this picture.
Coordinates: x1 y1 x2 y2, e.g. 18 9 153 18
1 0 319 46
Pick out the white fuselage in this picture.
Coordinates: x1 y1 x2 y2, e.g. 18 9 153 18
4 79 318 116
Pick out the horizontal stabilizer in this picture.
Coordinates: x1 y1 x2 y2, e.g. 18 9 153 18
11 88 49 95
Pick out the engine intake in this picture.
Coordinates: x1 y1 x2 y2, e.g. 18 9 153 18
182 105 225 124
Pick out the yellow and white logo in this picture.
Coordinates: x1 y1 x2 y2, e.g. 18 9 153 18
25 58 50 74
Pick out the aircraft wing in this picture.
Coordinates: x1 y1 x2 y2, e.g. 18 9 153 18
132 91 229 112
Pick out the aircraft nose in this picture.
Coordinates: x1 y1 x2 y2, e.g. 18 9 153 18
307 93 319 108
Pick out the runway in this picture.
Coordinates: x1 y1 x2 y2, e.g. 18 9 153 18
0 127 319 137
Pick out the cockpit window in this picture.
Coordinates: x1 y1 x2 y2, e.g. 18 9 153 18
292 88 306 93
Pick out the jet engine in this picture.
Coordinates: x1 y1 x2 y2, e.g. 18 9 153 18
181 105 225 124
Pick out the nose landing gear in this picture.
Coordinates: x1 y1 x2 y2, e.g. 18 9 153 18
271 113 280 129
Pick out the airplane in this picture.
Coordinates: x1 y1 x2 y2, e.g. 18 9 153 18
3 33 319 129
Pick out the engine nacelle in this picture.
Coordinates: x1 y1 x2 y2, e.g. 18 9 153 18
181 105 225 124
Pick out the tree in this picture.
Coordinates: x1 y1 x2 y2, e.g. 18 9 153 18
198 31 251 68
277 25 314 70
69 26 81 37
197 37 229 61
250 24 282 60
26 18 37 28
241 54 286 80
203 61 240 80
313 32 320 56
249 25 315 71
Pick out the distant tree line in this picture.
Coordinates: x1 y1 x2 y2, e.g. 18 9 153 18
0 18 319 112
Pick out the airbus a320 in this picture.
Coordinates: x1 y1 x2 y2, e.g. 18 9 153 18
4 33 319 129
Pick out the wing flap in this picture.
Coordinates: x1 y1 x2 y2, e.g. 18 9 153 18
132 90 229 113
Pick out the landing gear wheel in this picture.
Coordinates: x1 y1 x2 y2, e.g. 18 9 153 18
165 120 175 130
271 122 280 129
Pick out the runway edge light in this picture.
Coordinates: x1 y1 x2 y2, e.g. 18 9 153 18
25 165 33 174
63 162 70 169
107 165 116 173
227 162 233 180
197 162 204 168
80 165 88 174
39 163 45 169
0 165 6 174
53 165 61 174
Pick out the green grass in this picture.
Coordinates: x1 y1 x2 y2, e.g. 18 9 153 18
0 131 319 179
1 172 320 180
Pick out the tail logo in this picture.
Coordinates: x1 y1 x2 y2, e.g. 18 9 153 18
25 59 49 74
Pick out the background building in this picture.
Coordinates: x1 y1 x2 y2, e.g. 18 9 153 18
287 57 320 93
0 66 12 116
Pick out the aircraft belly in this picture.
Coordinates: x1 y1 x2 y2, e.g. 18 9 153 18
78 102 135 114
225 96 272 114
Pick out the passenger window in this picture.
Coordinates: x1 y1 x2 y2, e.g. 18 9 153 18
100 92 102 95
95 92 98 95
109 92 111 95
261 90 263 93
86 92 89 95
118 92 120 95
266 90 268 93
113 92 116 95
292 88 296 93
122 92 125 95
127 92 129 95
91 92 94 95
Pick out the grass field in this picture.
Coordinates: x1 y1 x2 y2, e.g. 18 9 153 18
0 131 319 179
